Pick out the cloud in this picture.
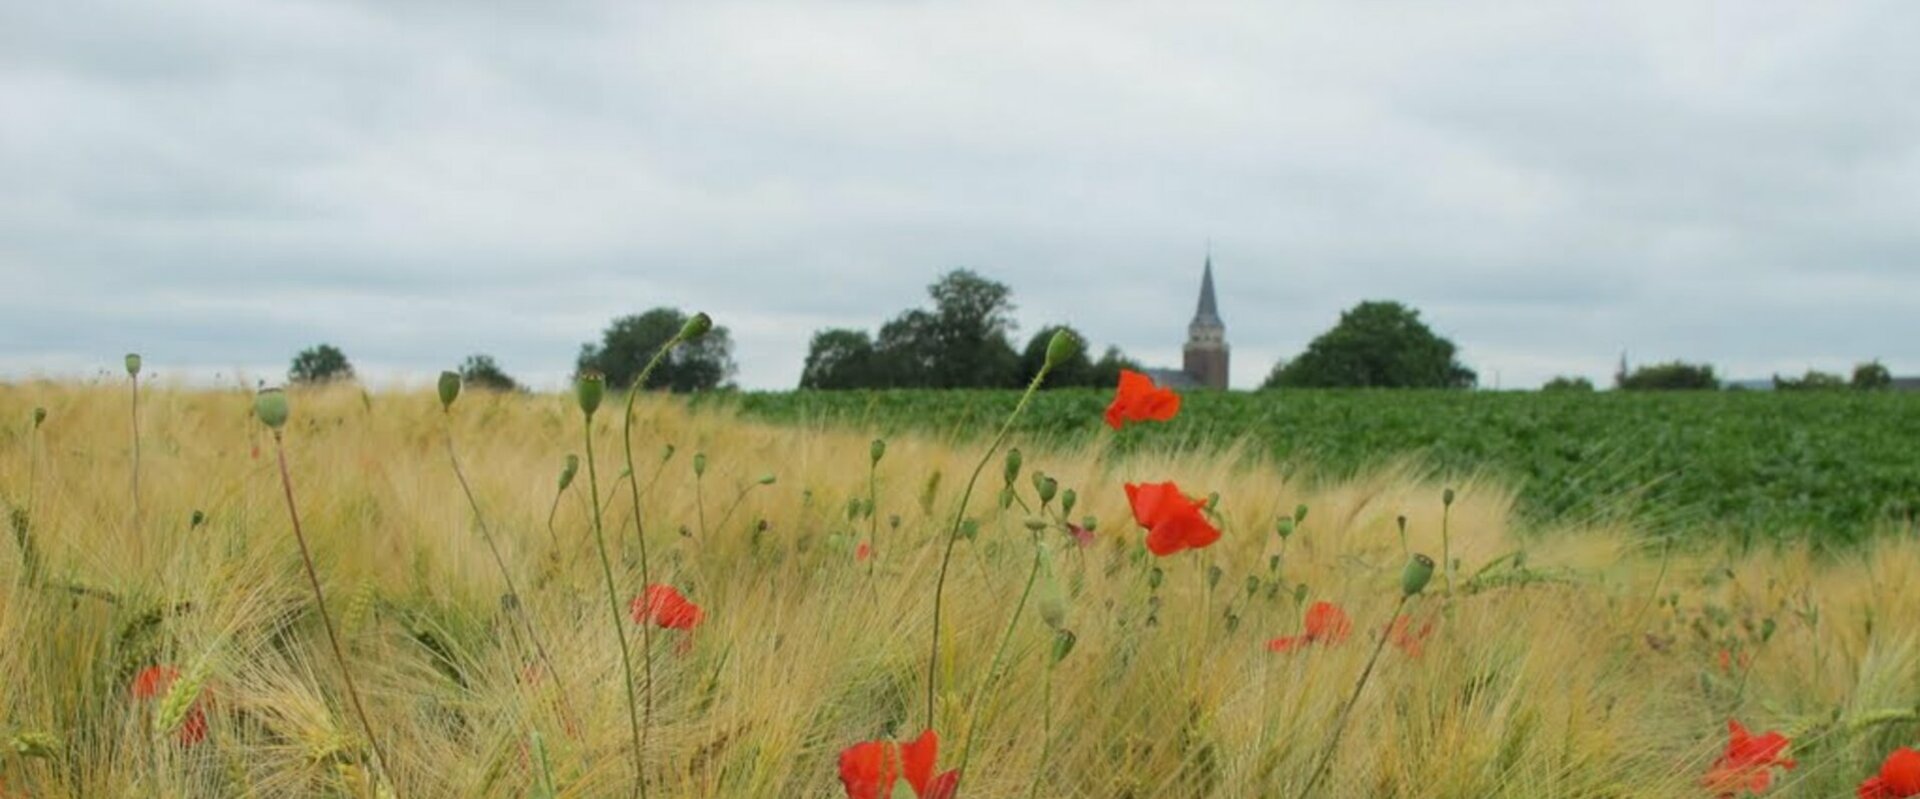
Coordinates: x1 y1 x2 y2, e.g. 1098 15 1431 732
3 0 1917 389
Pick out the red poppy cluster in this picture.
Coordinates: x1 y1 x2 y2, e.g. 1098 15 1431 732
1860 748 1920 798
838 729 958 799
1124 481 1220 556
1267 602 1353 653
1703 720 1794 797
131 664 208 746
631 584 703 631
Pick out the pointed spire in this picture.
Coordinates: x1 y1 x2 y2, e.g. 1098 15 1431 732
1194 253 1221 325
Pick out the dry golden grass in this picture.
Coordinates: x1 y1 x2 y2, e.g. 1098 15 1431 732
1 381 1916 797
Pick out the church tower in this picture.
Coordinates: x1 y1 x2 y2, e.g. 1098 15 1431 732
1183 255 1229 389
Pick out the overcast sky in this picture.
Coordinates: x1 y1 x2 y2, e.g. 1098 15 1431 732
4 2 1917 390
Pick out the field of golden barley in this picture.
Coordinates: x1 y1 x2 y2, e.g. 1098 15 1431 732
2 380 1917 797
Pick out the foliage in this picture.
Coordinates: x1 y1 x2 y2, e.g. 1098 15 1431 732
1018 325 1105 388
1773 370 1847 392
1617 361 1720 391
1266 301 1476 389
458 354 519 392
577 307 736 392
707 389 1920 540
1853 361 1894 391
799 328 879 390
289 343 354 384
1541 376 1595 392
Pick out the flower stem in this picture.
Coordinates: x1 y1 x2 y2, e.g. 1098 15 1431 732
617 335 690 799
271 432 396 796
583 409 645 799
926 366 1051 729
956 529 1045 784
1025 660 1055 799
1300 594 1409 798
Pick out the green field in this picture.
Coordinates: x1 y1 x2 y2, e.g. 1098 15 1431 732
698 389 1920 542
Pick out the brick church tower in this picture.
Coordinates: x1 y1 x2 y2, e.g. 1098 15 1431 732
1182 256 1229 389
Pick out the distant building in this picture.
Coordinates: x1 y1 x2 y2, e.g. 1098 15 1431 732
1142 256 1229 390
1893 377 1920 392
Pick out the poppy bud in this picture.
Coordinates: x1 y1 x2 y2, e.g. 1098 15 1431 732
1148 567 1163 590
661 444 676 463
1244 575 1260 597
254 388 290 430
678 312 714 342
558 454 579 491
1061 489 1077 517
1443 487 1456 507
575 372 605 416
437 371 461 411
1043 328 1080 372
846 499 863 522
1396 515 1407 535
960 519 979 541
1275 518 1294 540
1206 492 1220 512
1293 583 1309 604
1207 565 1223 590
1038 476 1058 505
124 353 141 376
998 487 1015 509
1003 449 1022 486
757 473 776 486
190 510 206 529
1081 515 1098 532
32 407 46 428
1050 629 1077 664
889 514 901 530
870 438 886 465
1760 618 1776 643
1294 504 1309 524
1268 554 1281 573
693 453 708 477
1402 554 1435 597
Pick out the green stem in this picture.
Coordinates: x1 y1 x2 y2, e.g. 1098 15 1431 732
926 367 1051 729
866 461 879 577
130 372 140 530
584 411 645 799
1439 505 1451 596
1026 661 1055 799
1300 594 1409 798
956 529 1045 786
271 432 396 797
617 336 687 799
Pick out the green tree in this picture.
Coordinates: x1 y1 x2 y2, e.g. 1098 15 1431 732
1269 301 1476 389
1617 361 1719 391
860 269 1020 388
1541 376 1595 392
799 329 878 389
1019 325 1096 387
1773 370 1846 391
459 354 519 392
577 307 736 392
289 344 354 384
1853 361 1893 391
1090 346 1141 387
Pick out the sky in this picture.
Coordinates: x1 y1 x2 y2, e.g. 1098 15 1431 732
4 2 1917 391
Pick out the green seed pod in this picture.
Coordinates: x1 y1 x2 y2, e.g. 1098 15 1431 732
1207 564 1223 590
1206 492 1220 512
189 510 206 529
693 452 708 477
1275 518 1294 540
1050 629 1077 664
254 387 290 430
757 473 776 486
1081 515 1098 532
846 498 863 522
998 487 1015 510
1043 328 1080 372
575 372 605 416
1268 554 1281 573
1060 489 1077 517
1293 504 1309 524
558 454 579 491
437 370 461 411
1038 476 1058 505
1760 618 1777 643
1397 515 1407 535
1024 518 1049 532
1244 575 1260 597
32 407 46 428
660 444 676 463
10 731 60 759
1293 583 1309 604
678 312 714 341
870 438 887 465
1402 554 1436 597
960 519 980 541
125 353 142 376
1148 567 1164 590
1443 487 1457 507
1003 449 1022 486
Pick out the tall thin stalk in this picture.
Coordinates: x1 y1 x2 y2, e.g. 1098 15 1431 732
955 528 1044 781
1299 594 1406 798
257 390 396 796
577 373 644 799
126 354 141 530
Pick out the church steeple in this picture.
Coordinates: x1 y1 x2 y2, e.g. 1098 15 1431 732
1182 252 1229 390
1193 254 1222 327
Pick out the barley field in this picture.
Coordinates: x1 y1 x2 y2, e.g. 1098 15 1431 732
2 380 1917 797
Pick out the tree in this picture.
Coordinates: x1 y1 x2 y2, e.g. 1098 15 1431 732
459 354 519 392
577 307 736 392
1853 361 1894 391
289 344 354 384
1019 325 1096 388
1773 370 1846 392
1268 301 1476 389
1542 376 1595 392
799 329 878 390
1617 361 1719 391
1090 346 1141 388
913 269 1020 388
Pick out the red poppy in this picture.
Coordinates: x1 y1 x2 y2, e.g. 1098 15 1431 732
1065 523 1095 548
837 730 958 799
1860 748 1920 798
1124 482 1220 556
1267 601 1352 653
1105 369 1180 430
856 542 871 562
130 665 208 746
1703 719 1795 797
1717 648 1752 675
1387 614 1436 657
631 584 704 631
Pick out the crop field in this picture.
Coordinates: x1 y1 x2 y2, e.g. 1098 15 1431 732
702 389 1920 544
2 379 1919 797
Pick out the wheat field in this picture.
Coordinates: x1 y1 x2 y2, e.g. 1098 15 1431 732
1 381 1916 797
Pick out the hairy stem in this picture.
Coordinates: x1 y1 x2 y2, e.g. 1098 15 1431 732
583 412 646 799
956 530 1044 783
1301 594 1409 798
617 336 687 799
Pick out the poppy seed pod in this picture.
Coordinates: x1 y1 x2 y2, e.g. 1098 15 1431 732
32 407 46 428
437 371 461 411
870 438 886 465
757 473 776 486
1024 518 1048 532
693 452 708 477
1050 629 1077 664
1148 567 1164 590
575 372 604 416
1003 449 1022 486
1043 328 1080 372
124 353 141 376
1402 554 1436 597
1443 487 1456 507
1207 565 1223 589
1081 515 1097 532
558 454 579 491
1038 476 1058 505
678 312 714 342
1276 518 1294 540
1294 504 1309 523
254 388 290 430
1061 489 1077 517
189 510 205 529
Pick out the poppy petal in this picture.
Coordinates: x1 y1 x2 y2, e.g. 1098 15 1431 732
837 741 898 799
900 729 939 795
922 769 960 799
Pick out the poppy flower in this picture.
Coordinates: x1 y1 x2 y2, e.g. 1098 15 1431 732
1125 481 1220 556
856 542 871 562
837 730 958 799
1387 614 1436 657
1267 601 1352 653
1105 369 1180 430
631 584 704 631
1859 748 1920 798
1065 523 1095 548
130 665 209 746
1703 719 1794 797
